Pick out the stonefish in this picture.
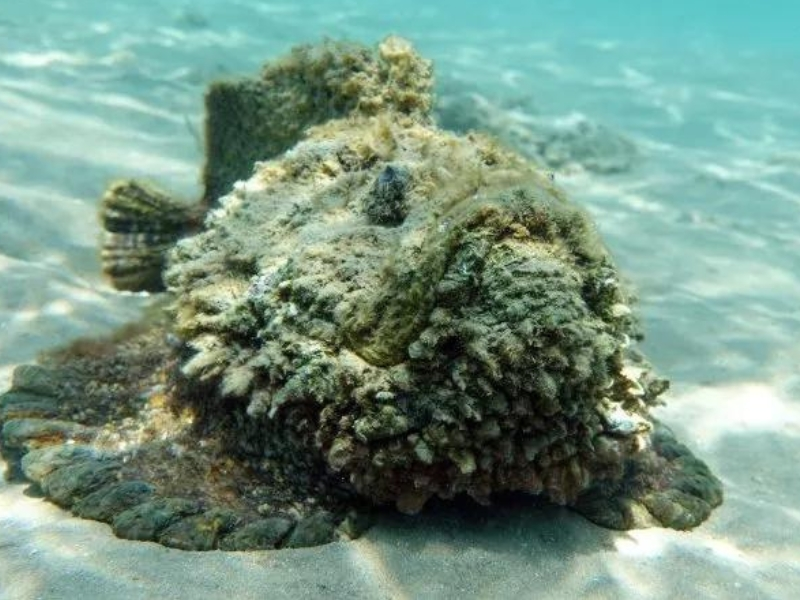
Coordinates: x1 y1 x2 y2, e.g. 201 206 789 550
0 37 721 551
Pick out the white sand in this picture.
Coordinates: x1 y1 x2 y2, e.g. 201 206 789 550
2 3 800 598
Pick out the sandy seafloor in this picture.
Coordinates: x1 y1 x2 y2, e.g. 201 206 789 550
1 1 800 598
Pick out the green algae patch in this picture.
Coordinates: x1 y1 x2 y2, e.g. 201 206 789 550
112 498 202 542
73 481 156 523
218 517 295 551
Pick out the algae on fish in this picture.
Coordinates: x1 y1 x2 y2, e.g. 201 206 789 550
0 36 722 552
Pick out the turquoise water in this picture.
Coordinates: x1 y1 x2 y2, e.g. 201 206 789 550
1 2 800 598
3 0 798 375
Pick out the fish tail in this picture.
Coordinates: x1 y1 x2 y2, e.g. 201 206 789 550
99 180 200 292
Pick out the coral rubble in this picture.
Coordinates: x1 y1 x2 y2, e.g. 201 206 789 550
0 36 721 551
